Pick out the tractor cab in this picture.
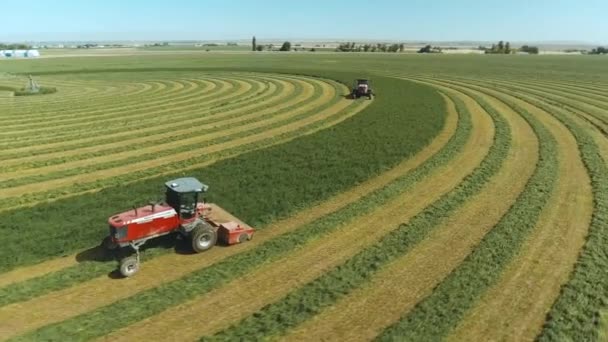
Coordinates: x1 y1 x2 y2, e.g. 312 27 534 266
165 177 209 220
356 79 369 89
351 79 373 99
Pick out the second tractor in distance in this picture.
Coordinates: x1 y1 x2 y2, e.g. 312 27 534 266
351 79 373 99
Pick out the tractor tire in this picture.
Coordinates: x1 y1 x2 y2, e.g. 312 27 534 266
102 236 118 251
192 223 217 253
238 233 249 244
119 256 139 277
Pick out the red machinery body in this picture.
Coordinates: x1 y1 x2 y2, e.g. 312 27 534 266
103 177 254 277
108 204 182 247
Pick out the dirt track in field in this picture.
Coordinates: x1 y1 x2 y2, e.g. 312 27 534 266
447 82 594 342
97 90 493 342
281 80 539 341
0 92 449 340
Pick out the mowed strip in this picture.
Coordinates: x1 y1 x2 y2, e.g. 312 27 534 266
0 77 287 178
0 77 279 169
280 80 536 341
0 82 367 213
0 78 213 137
0 91 454 292
0 94 374 340
0 76 208 123
0 76 278 161
98 91 493 342
0 78 216 129
0 78 191 124
0 77 326 199
447 81 594 341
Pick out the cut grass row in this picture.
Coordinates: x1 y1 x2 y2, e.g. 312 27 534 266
0 88 352 211
0 78 283 171
0 72 442 269
0 77 217 127
0 74 201 117
0 75 447 340
464 78 608 341
0 78 332 205
0 77 307 181
0 81 355 308
0 88 452 322
0 84 458 302
0 78 244 139
441 79 593 341
281 81 539 342
0 75 290 158
374 77 561 341
197 80 509 341
99 89 485 342
0 77 211 128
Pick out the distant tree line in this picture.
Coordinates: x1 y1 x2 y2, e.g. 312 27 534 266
0 43 31 50
336 42 405 53
418 45 442 53
519 45 539 54
484 41 512 54
480 41 539 54
589 46 607 55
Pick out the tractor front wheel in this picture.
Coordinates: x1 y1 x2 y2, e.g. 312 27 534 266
119 256 139 277
192 224 217 253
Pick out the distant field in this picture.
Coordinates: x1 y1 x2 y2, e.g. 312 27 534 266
0 52 606 341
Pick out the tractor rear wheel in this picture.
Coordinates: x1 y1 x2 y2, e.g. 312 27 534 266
119 256 139 277
192 223 217 253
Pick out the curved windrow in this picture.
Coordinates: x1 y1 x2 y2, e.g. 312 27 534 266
0 72 368 211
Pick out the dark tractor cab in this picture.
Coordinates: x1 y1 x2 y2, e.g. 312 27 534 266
351 79 373 99
165 177 209 220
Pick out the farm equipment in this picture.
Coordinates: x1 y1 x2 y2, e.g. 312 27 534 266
103 177 254 277
351 79 373 99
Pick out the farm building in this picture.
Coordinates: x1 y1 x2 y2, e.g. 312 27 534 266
0 49 40 58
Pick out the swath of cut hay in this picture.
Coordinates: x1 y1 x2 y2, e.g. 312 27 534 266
282 81 537 342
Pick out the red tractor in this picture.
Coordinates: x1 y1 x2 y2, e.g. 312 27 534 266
351 79 373 99
103 177 254 277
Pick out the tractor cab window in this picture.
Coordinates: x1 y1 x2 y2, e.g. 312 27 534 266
165 190 198 219
178 192 197 219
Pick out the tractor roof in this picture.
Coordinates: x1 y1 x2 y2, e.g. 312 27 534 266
165 177 209 193
357 79 369 82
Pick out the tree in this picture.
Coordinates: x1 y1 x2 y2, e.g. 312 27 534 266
399 43 405 52
505 42 511 54
418 45 432 53
252 36 256 52
279 41 291 51
498 40 504 52
520 45 539 54
388 44 400 52
255 45 264 51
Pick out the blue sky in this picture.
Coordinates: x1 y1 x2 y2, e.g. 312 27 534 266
2 0 606 43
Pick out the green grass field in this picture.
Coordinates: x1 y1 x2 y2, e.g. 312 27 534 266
0 51 606 341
